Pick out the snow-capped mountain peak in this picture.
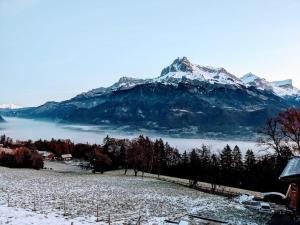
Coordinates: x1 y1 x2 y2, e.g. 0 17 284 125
270 79 299 97
78 57 245 100
160 57 197 76
271 79 293 89
0 104 22 109
240 72 260 83
75 76 148 99
241 73 299 97
240 73 271 90
110 76 147 90
75 57 299 101
158 57 242 86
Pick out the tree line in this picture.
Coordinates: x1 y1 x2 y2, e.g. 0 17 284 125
0 135 289 192
0 145 43 170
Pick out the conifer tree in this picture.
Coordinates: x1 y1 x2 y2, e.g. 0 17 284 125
220 145 233 185
232 145 243 186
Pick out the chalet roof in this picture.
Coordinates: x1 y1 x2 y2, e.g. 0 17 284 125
279 157 300 182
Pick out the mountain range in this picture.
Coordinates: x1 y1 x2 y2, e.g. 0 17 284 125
2 57 299 137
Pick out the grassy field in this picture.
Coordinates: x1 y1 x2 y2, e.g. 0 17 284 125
0 161 270 224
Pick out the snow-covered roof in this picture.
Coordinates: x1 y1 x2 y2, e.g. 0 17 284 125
61 154 72 158
280 157 300 182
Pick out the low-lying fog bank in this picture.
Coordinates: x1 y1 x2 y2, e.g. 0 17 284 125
0 117 265 154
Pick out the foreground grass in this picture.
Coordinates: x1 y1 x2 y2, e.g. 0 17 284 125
0 161 270 224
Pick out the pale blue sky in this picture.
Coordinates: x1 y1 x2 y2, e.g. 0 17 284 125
1 0 300 106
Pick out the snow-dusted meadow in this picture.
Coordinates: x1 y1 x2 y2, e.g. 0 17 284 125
0 162 269 225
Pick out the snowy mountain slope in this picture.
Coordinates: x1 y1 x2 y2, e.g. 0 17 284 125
270 79 300 97
157 57 243 86
240 73 271 90
241 73 300 98
77 77 150 99
76 57 244 100
271 79 293 88
76 57 299 101
69 57 248 109
5 79 287 135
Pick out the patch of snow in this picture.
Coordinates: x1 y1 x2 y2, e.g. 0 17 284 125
178 220 190 225
234 194 255 204
0 205 91 225
170 109 192 113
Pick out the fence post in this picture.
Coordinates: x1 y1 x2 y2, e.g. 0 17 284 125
136 215 141 225
96 204 99 222
108 213 111 225
7 192 10 207
63 200 67 216
33 195 37 211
